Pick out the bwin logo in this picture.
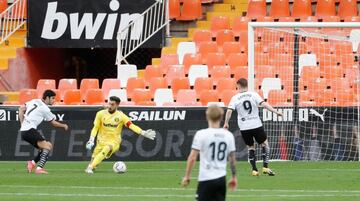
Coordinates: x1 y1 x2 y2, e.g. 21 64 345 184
41 0 144 40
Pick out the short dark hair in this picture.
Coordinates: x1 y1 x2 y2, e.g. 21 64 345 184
109 96 121 104
237 78 248 88
42 90 56 100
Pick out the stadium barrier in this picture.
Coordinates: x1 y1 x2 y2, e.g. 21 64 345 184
0 106 358 161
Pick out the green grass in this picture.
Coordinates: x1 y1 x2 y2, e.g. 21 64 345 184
0 161 359 201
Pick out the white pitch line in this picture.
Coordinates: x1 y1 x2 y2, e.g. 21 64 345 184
1 185 360 194
0 192 359 198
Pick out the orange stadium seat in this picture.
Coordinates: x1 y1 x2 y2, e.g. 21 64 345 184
144 65 163 85
85 89 105 105
199 90 220 105
210 65 231 85
176 89 197 103
222 42 242 58
343 16 360 22
199 42 218 63
126 77 145 99
0 0 7 13
247 0 267 19
131 89 152 104
160 54 179 74
330 78 350 91
58 79 77 100
216 78 236 92
267 90 292 106
52 89 61 104
63 89 82 105
119 101 136 106
194 77 214 98
320 16 340 22
36 79 56 98
220 89 237 106
321 66 344 79
315 89 337 106
338 0 358 18
270 0 290 18
102 79 121 99
227 53 248 68
137 101 156 106
211 16 231 36
193 30 212 45
292 0 312 18
177 0 202 21
206 53 226 69
171 77 190 95
233 66 248 80
233 17 248 36
301 66 321 80
255 65 275 80
148 77 168 94
316 0 336 18
165 65 185 85
183 53 202 73
80 79 99 101
216 30 235 47
19 89 37 104
169 0 181 19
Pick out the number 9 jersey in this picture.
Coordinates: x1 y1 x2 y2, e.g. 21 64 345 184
20 99 56 131
228 91 264 131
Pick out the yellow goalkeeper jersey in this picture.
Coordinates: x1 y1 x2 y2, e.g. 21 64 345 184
90 109 142 143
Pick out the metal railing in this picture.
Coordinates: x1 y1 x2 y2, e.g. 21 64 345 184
0 0 27 45
116 0 170 65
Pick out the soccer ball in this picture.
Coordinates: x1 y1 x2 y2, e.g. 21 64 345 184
113 161 127 173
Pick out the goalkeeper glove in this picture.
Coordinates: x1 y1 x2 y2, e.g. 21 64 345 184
86 136 95 150
140 129 156 140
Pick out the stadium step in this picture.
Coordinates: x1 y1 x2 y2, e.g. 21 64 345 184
213 3 248 12
0 58 8 70
196 21 211 29
0 91 19 102
0 36 26 47
170 37 191 47
152 58 161 65
224 0 248 4
161 46 177 55
0 47 17 58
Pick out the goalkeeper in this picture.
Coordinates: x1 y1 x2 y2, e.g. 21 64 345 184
85 96 156 174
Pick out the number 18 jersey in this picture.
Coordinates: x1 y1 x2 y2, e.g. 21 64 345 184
228 91 264 131
192 128 236 182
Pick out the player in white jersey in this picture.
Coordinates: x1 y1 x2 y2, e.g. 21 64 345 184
223 78 282 176
19 90 68 174
182 106 237 201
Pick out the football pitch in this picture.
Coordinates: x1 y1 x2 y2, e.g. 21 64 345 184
0 161 359 201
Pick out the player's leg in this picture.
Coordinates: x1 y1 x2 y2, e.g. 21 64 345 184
89 144 113 169
35 140 52 174
21 129 49 173
241 130 258 175
254 127 275 176
195 180 212 201
213 176 226 201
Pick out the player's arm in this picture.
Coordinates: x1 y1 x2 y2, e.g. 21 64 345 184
121 112 156 140
50 120 68 130
224 96 236 129
224 109 233 129
182 149 199 187
260 102 282 116
86 111 102 150
228 151 238 191
18 105 26 124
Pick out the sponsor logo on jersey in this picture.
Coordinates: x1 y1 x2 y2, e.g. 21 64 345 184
103 123 118 128
128 110 186 121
